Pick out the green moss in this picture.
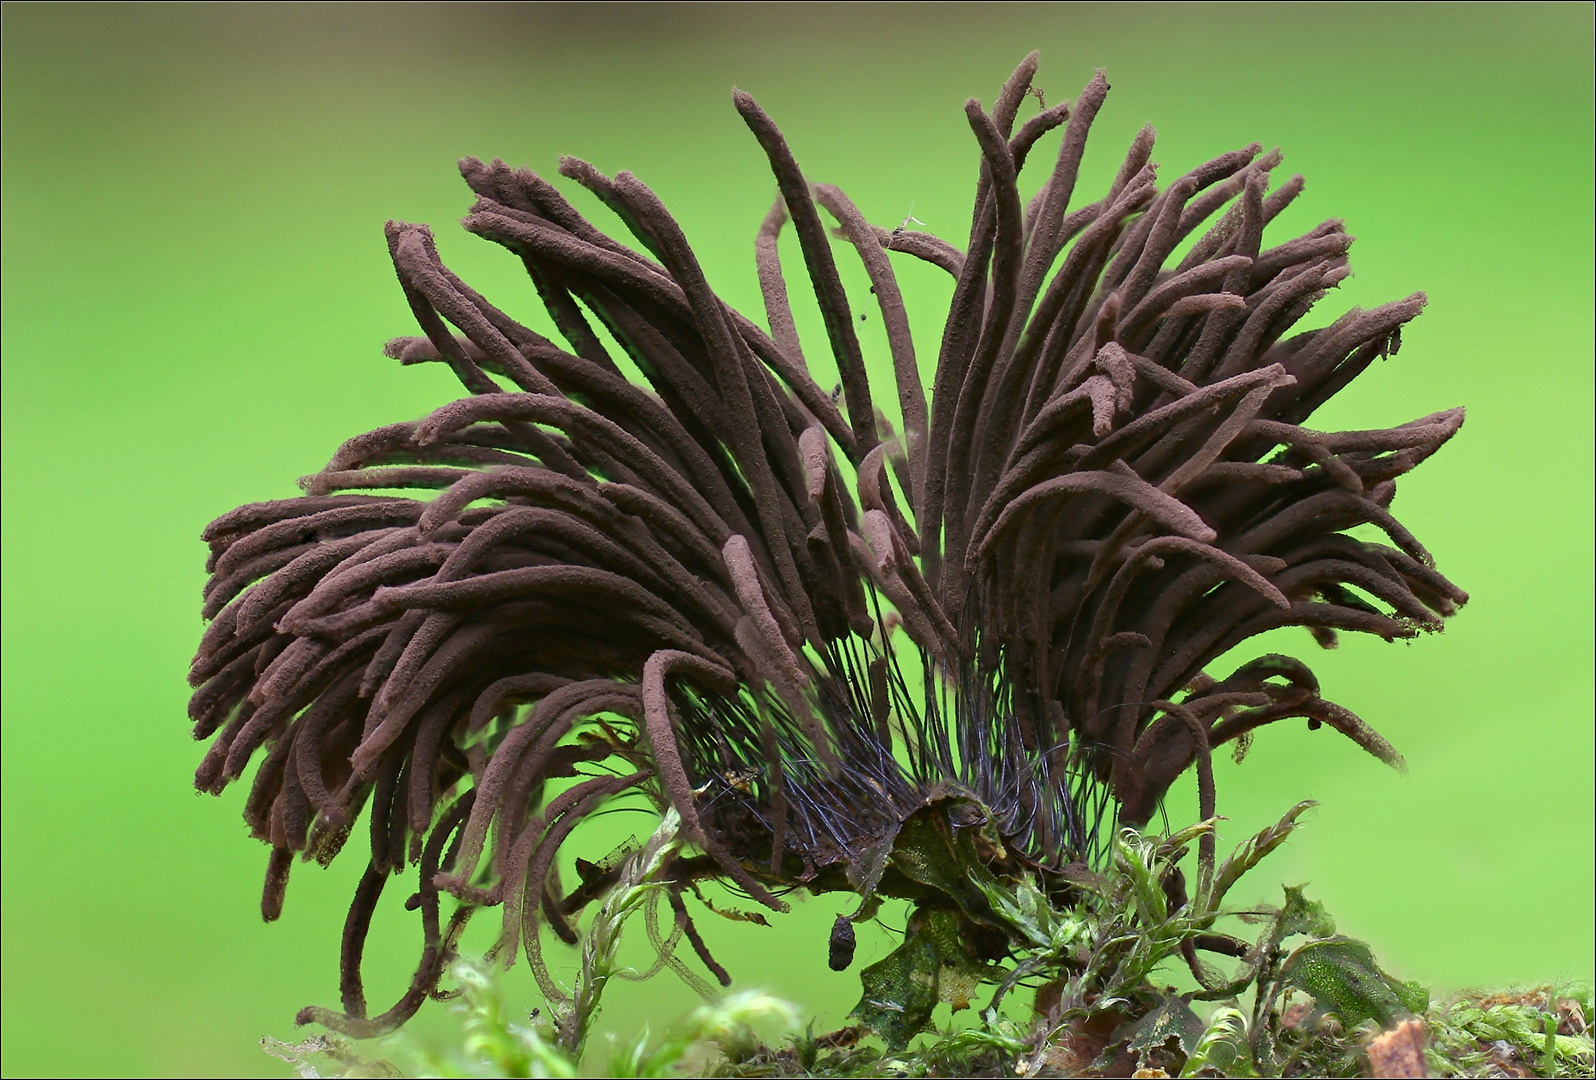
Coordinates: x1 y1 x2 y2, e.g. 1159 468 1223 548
273 805 1592 1078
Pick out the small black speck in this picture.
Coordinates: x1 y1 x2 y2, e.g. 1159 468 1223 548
828 914 857 971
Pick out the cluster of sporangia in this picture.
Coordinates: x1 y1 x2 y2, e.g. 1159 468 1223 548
190 53 1465 1034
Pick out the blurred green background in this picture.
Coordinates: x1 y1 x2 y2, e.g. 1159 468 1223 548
3 3 1592 1075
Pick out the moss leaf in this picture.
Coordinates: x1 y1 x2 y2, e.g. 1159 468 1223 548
1278 935 1427 1029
